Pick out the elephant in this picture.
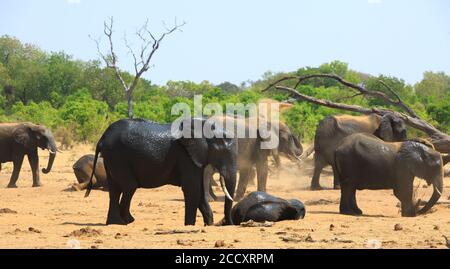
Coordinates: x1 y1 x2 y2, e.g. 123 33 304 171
203 116 302 202
85 118 238 226
0 122 57 188
311 113 407 190
226 191 305 225
334 133 443 217
72 154 107 191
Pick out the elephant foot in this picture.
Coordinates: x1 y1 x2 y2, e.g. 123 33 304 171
339 208 360 216
353 208 363 215
333 184 341 190
6 184 18 188
203 218 214 226
401 211 416 217
122 214 135 224
310 184 323 191
106 215 127 225
32 183 43 187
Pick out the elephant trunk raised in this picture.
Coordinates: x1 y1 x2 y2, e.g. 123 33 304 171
42 137 57 174
417 172 443 215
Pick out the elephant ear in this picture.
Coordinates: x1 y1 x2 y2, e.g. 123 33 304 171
177 118 209 168
374 114 394 141
179 138 208 168
13 127 34 149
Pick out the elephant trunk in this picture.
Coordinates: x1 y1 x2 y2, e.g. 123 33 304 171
42 138 57 174
417 173 443 215
220 167 236 225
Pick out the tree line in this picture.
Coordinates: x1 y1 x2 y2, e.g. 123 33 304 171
1 35 449 146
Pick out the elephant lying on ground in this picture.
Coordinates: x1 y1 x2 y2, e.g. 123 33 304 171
312 113 407 190
72 154 107 191
219 191 305 225
204 116 302 201
85 118 238 226
335 133 443 217
0 122 58 188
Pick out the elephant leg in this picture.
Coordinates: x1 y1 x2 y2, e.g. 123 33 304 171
248 167 256 186
332 165 341 190
182 169 203 226
311 153 326 190
119 187 137 224
234 168 252 201
256 155 268 193
7 155 24 188
28 151 41 187
106 179 125 225
339 183 356 215
249 167 256 186
350 188 362 215
182 188 200 226
394 179 415 217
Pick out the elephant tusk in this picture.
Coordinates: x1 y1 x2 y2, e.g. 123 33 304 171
57 149 63 153
48 149 56 154
219 176 234 202
435 186 442 197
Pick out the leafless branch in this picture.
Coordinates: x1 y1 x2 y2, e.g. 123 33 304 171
263 74 420 118
335 93 364 102
91 16 185 118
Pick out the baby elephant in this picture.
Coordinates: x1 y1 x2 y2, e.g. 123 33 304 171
72 154 107 191
228 191 305 225
335 133 443 217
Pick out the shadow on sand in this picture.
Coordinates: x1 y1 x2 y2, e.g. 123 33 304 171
61 222 106 227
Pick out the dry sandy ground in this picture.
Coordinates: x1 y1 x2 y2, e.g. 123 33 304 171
0 143 449 249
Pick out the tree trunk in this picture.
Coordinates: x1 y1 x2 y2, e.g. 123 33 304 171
127 91 133 119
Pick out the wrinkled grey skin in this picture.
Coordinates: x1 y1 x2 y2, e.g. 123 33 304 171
85 118 238 226
72 154 107 191
228 191 305 225
204 116 302 202
312 113 407 190
0 122 57 188
335 133 443 217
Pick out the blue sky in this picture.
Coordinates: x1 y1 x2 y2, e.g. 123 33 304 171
1 0 449 86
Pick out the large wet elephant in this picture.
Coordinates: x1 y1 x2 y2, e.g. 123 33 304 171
204 116 302 201
72 154 107 191
85 118 238 226
228 191 305 224
0 122 57 188
335 133 443 217
311 113 407 190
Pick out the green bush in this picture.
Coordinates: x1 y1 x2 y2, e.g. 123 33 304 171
59 88 110 141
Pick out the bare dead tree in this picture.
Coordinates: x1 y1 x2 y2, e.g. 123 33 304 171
263 74 450 154
91 17 185 119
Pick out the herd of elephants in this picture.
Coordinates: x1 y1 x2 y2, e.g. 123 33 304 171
1 105 449 227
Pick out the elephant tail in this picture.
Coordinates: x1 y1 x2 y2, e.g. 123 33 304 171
85 140 102 198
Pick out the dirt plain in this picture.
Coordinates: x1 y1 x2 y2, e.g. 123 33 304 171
0 143 449 249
